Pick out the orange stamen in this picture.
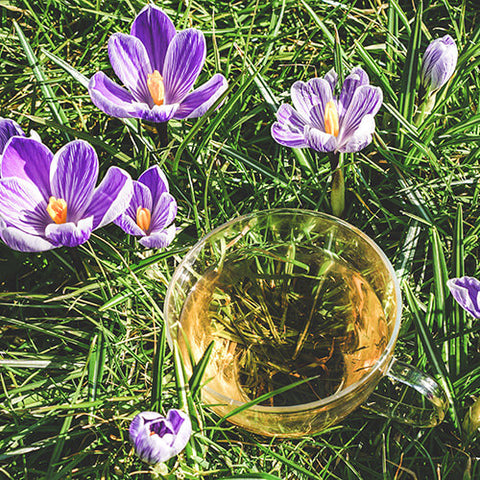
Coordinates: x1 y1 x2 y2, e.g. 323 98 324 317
136 207 151 232
47 197 67 224
324 100 339 137
147 70 165 106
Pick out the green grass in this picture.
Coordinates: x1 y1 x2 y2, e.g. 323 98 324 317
1 0 480 478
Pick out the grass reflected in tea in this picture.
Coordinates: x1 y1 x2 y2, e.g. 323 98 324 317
179 245 388 408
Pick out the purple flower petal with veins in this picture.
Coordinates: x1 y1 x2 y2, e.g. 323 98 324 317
271 66 383 153
0 136 133 252
129 410 192 464
447 277 480 319
88 4 228 123
421 35 458 92
114 165 177 249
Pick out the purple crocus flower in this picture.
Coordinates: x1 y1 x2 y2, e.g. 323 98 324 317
114 165 177 249
0 136 132 252
421 35 458 92
129 410 192 464
88 4 228 123
447 277 480 319
272 67 382 153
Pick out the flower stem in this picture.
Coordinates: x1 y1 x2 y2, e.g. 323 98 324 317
328 152 345 218
156 122 169 148
331 167 345 218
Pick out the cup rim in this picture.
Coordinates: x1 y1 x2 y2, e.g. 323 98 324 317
164 208 403 413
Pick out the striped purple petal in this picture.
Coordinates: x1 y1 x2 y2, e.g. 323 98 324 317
1 136 53 200
163 29 206 105
271 104 308 148
291 78 332 124
50 140 98 222
0 177 50 235
150 192 177 233
338 84 382 144
447 276 480 319
0 118 25 154
304 125 337 153
108 33 152 104
174 73 228 120
338 66 370 117
139 224 176 249
138 166 169 202
337 114 375 153
84 166 133 230
131 4 176 74
45 217 93 248
0 218 55 252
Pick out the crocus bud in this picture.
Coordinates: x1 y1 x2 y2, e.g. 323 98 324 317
421 35 458 92
446 276 480 319
129 410 192 464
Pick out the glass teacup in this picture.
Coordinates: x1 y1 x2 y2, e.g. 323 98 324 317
164 209 448 437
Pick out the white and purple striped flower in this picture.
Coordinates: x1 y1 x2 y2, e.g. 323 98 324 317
129 410 191 464
421 35 458 92
0 129 132 252
88 4 228 123
114 165 177 249
271 66 383 153
447 276 480 319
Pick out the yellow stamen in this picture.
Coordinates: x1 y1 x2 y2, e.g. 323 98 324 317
136 207 151 232
147 70 165 106
47 197 67 224
324 100 339 137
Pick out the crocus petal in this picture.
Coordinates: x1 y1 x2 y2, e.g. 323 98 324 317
0 218 55 252
338 66 370 117
271 104 309 148
304 125 337 153
421 35 458 91
45 217 93 248
163 29 206 104
50 140 99 222
129 410 192 464
138 165 169 202
131 4 176 74
114 213 145 236
291 78 332 126
339 85 382 143
88 72 179 122
89 72 148 118
447 277 480 319
108 33 152 104
114 180 153 235
173 74 228 120
139 224 177 249
0 118 25 154
150 192 177 233
1 137 53 199
337 114 375 153
0 177 50 235
83 167 133 230
324 69 338 93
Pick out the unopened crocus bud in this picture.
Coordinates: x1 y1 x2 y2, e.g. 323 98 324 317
129 410 192 464
446 276 480 319
421 35 458 92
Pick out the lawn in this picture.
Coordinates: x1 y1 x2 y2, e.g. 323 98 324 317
1 0 480 478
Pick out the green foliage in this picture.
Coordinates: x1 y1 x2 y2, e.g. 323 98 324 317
1 0 480 478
